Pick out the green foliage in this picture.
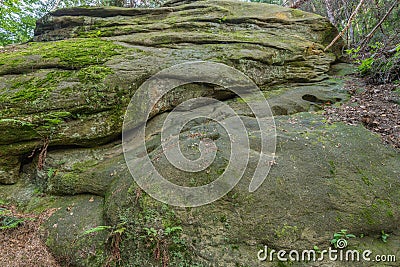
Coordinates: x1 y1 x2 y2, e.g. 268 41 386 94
0 207 28 230
345 46 361 59
143 227 158 237
112 193 199 266
381 230 389 243
165 226 182 236
346 41 400 84
330 229 356 248
47 167 56 178
358 57 375 75
0 0 38 45
313 245 321 253
358 43 400 83
83 225 112 235
82 223 125 239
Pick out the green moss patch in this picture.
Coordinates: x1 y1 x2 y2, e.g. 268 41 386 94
0 71 72 104
0 38 121 74
77 65 114 83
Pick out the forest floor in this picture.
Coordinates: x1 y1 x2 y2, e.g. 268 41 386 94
325 76 400 149
0 76 398 267
0 206 60 267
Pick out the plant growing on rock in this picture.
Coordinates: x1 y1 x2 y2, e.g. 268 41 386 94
381 230 390 243
330 229 356 248
142 225 183 267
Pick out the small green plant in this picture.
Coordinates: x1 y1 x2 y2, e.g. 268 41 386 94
358 57 374 75
143 227 158 238
142 224 184 266
0 207 28 230
345 46 361 59
330 229 356 248
47 168 57 179
357 43 400 83
217 16 227 23
165 226 182 236
82 222 126 237
313 245 321 254
83 225 112 235
381 230 389 243
81 222 126 264
369 41 383 52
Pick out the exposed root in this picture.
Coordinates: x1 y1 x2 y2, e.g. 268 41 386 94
37 137 50 170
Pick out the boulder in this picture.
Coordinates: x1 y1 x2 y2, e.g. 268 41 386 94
0 0 399 266
0 0 342 185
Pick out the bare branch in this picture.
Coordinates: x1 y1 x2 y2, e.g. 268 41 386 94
50 0 62 11
324 0 366 52
360 0 398 50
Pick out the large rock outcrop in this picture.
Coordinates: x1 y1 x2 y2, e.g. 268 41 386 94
0 0 399 266
0 0 341 184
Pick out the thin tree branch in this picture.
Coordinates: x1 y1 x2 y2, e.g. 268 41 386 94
373 0 386 35
360 0 398 50
324 0 366 52
51 0 62 11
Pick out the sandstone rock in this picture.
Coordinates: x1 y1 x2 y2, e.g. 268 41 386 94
104 109 400 266
0 0 398 266
41 195 107 267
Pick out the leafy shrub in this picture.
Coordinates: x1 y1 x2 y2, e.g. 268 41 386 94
357 43 400 84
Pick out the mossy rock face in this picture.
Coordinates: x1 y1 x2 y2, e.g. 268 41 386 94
39 142 124 196
0 0 342 185
41 195 108 267
100 105 400 266
0 157 20 184
2 0 399 266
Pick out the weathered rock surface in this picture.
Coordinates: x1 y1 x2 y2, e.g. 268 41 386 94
42 195 107 266
0 0 399 266
0 0 342 185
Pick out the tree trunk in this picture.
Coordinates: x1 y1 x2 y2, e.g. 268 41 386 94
324 0 336 25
